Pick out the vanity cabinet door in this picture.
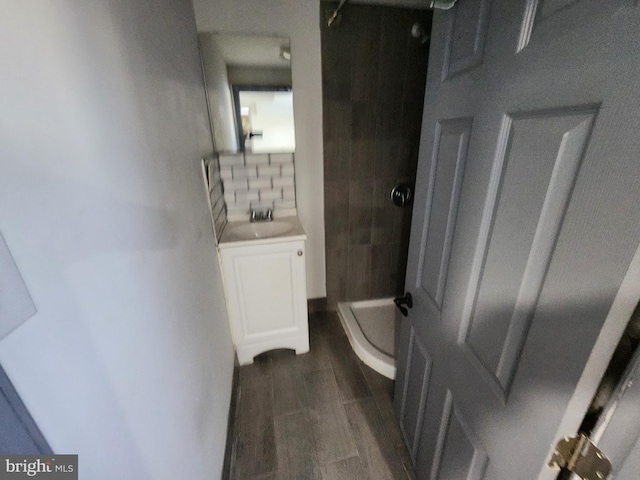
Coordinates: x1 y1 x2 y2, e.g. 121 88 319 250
220 240 308 364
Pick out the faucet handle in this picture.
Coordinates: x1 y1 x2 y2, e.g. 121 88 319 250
250 209 258 222
265 209 273 222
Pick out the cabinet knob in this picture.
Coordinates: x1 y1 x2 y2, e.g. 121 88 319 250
297 250 303 256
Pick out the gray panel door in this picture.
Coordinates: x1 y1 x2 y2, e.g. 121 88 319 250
394 1 640 478
0 365 52 454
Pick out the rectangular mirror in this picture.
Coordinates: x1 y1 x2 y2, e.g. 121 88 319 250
198 32 295 154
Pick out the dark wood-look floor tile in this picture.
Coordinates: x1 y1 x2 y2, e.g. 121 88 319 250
304 368 342 407
321 456 367 480
235 378 276 478
344 399 409 480
272 361 308 417
232 303 414 480
359 361 407 451
325 335 372 402
309 311 346 338
274 411 321 478
296 333 333 374
360 362 394 397
239 353 273 385
308 400 358 465
234 434 277 479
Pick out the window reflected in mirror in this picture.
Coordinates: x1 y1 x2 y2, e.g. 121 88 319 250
198 32 295 154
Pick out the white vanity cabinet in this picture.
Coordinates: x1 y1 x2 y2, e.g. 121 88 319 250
219 233 309 365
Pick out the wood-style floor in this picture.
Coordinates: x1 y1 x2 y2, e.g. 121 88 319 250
230 311 416 479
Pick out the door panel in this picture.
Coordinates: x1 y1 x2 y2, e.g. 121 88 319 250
419 118 471 308
431 391 488 480
396 326 432 460
461 107 597 396
395 0 640 478
442 0 492 79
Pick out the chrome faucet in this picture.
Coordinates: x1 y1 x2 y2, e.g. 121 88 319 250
250 208 273 223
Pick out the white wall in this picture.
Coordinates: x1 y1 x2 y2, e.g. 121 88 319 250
193 0 327 299
0 1 234 479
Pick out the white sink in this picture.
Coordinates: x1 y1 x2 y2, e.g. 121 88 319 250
226 221 294 241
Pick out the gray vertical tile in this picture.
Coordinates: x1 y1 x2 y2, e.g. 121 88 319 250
324 180 349 249
348 181 373 246
350 102 377 180
371 178 397 246
321 456 367 480
370 244 393 298
325 335 372 402
377 10 410 102
326 246 348 310
272 362 308 418
274 411 320 478
403 10 431 104
323 100 351 181
348 244 371 301
304 369 357 464
344 399 409 480
374 101 403 181
235 378 276 478
350 6 381 103
322 2 428 309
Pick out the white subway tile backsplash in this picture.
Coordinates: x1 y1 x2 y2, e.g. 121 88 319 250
274 199 296 209
235 190 259 205
281 162 295 177
250 200 275 210
249 177 272 190
220 152 297 217
259 188 283 201
245 154 270 165
283 187 296 201
224 193 236 205
258 164 281 177
270 153 294 164
272 176 295 188
226 178 249 190
219 154 244 167
220 166 233 181
232 165 257 179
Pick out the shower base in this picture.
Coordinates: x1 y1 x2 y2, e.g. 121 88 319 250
337 298 399 379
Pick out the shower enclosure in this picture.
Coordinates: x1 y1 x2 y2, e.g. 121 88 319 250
321 2 432 378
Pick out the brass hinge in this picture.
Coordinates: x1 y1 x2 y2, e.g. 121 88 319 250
548 433 612 480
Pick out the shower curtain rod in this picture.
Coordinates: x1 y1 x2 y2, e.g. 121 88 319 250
327 0 349 28
327 0 457 28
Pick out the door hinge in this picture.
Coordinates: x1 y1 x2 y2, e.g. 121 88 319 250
548 433 612 480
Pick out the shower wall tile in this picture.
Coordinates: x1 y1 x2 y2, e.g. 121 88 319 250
370 244 393 298
377 12 411 100
321 4 352 103
323 100 351 182
326 246 348 309
350 7 381 103
347 245 371 301
325 180 350 249
371 179 396 245
321 2 431 308
348 181 373 245
350 103 377 180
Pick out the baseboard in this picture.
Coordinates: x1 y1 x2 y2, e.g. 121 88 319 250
222 355 240 480
307 297 327 314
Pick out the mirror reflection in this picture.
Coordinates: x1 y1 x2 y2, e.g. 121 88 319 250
198 32 295 154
